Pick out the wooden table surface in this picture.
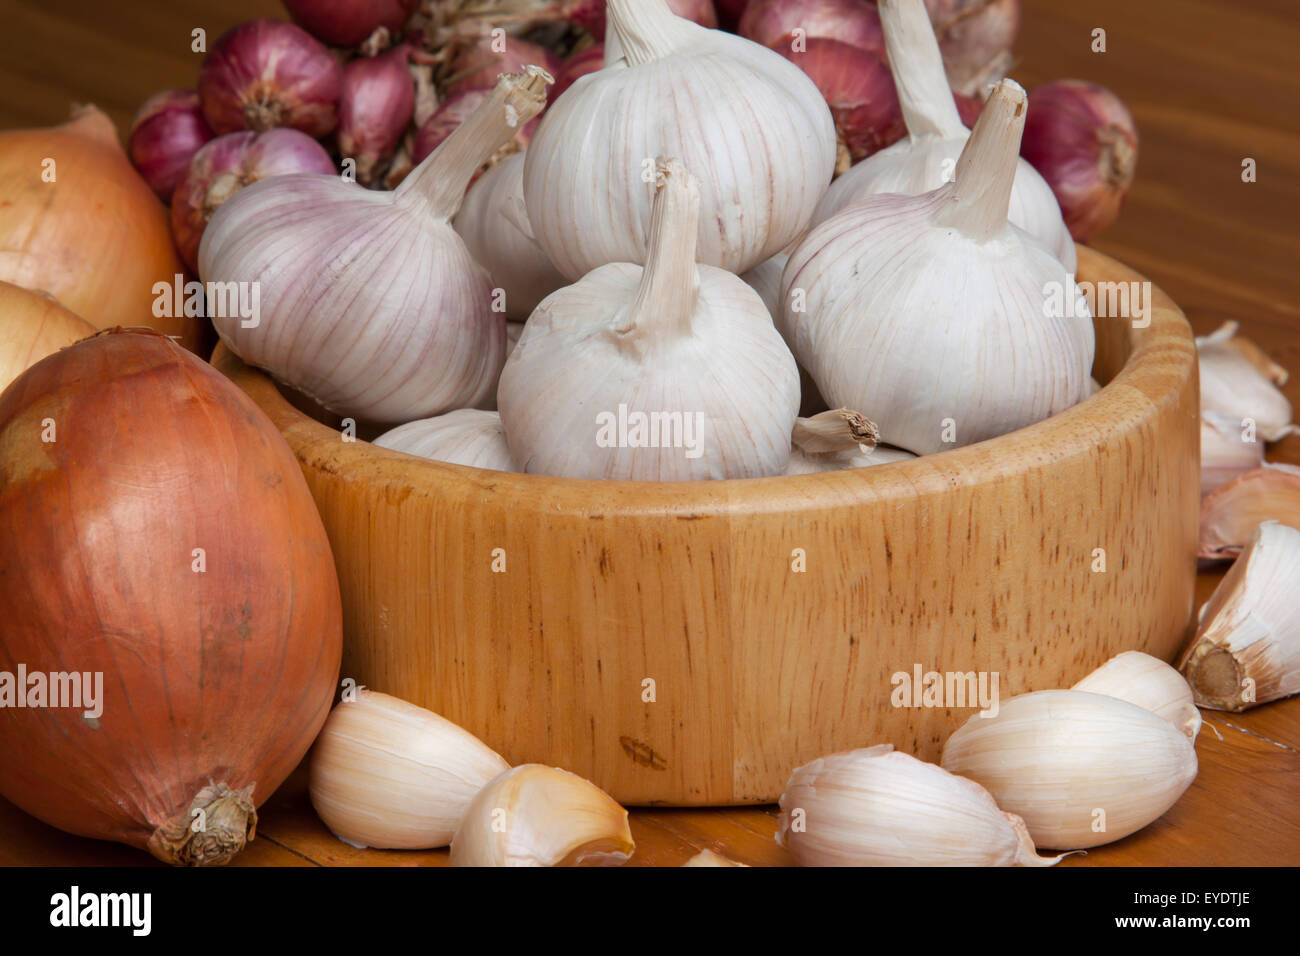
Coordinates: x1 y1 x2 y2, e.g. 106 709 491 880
0 0 1297 866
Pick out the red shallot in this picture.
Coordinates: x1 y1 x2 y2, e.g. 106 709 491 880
281 0 419 47
740 0 885 58
128 89 215 202
444 33 561 97
339 45 416 186
923 0 1019 94
413 88 537 166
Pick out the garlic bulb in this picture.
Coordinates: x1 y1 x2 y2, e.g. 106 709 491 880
498 159 800 481
453 152 566 321
308 690 510 850
1197 321 1298 442
941 690 1198 850
786 409 916 475
812 0 1076 272
374 409 516 472
1072 651 1201 742
782 79 1095 456
203 68 552 424
523 0 837 279
450 764 634 867
682 849 747 867
742 249 829 417
1201 411 1265 495
1199 462 1300 560
1181 521 1300 711
776 745 1064 866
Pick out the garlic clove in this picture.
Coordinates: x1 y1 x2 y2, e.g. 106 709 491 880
682 849 748 867
1225 325 1289 386
776 744 1065 866
940 690 1198 850
1181 520 1300 712
1072 651 1201 743
374 409 516 472
307 689 510 850
450 764 634 867
784 409 915 474
1201 411 1266 496
1198 462 1300 560
1197 322 1298 443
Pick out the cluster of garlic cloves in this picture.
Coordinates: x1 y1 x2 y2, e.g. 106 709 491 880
782 79 1095 456
813 0 1075 271
1181 521 1300 712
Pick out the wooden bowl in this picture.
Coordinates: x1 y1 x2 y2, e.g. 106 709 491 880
212 245 1200 806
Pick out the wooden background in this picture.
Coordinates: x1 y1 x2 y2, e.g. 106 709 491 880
0 0 1296 865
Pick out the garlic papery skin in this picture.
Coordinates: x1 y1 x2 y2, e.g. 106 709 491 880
498 159 800 481
374 409 516 472
782 79 1095 456
202 68 551 425
940 690 1199 850
1181 521 1300 712
449 765 634 867
1201 411 1265 496
785 409 916 474
776 745 1064 866
811 0 1075 272
523 0 837 280
683 849 748 867
1197 321 1298 443
1199 463 1300 560
453 152 565 321
1072 651 1201 743
307 690 510 850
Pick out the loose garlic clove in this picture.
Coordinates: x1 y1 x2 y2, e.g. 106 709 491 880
373 409 516 472
682 849 748 867
785 409 916 475
1181 521 1300 712
1072 651 1201 742
1197 322 1298 443
1223 325 1289 386
776 745 1065 866
1201 411 1265 496
1199 463 1300 560
308 690 510 850
940 690 1198 850
498 159 801 480
812 0 1075 271
782 79 1095 456
450 765 634 867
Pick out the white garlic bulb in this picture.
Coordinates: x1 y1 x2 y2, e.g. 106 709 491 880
203 69 552 424
498 159 800 481
742 249 829 417
308 690 510 850
523 0 836 279
785 409 916 475
374 409 516 472
1182 520 1300 712
1072 651 1201 742
1197 321 1298 442
450 764 634 867
782 79 1095 456
812 0 1076 272
453 153 566 321
941 690 1199 850
777 745 1064 866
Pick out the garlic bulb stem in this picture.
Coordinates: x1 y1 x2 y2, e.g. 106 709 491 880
629 160 701 336
937 79 1025 241
879 0 964 139
397 65 551 217
792 409 880 455
609 0 694 65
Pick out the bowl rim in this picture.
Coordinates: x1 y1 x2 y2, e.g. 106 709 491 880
212 244 1196 516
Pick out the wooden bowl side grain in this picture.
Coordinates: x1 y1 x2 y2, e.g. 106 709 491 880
213 245 1200 805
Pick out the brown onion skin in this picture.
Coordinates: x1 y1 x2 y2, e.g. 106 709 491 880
338 45 415 185
740 0 885 59
282 0 419 47
0 330 342 866
198 19 343 137
923 0 1019 93
1021 79 1139 241
777 36 903 162
413 89 538 167
128 89 215 202
172 128 336 274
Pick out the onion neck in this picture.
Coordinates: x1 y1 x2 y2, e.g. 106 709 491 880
64 103 125 155
397 66 551 219
627 159 700 338
147 783 257 867
935 79 1024 242
880 0 966 139
608 0 695 66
